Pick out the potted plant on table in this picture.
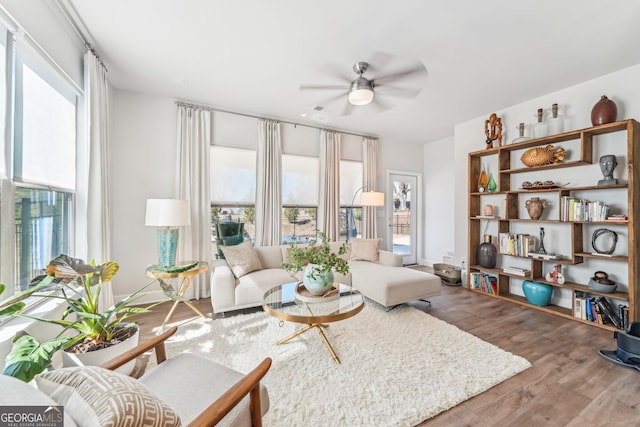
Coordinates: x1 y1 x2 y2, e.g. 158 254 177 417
281 231 350 296
2 254 160 382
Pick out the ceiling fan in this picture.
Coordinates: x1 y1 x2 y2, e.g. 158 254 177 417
299 58 427 115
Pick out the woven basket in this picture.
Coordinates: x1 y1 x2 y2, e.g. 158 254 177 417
433 263 461 285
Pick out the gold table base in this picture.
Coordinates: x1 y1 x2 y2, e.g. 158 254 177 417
276 322 341 364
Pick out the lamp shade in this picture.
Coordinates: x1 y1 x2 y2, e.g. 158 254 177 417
360 191 385 206
145 199 191 227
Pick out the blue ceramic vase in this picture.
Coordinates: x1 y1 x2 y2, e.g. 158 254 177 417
522 280 553 306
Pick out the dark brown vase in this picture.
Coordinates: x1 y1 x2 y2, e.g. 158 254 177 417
591 95 617 126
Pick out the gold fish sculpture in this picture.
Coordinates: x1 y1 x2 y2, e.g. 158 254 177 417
520 145 566 167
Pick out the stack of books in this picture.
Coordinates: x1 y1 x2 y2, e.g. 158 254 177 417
498 233 536 257
560 196 610 222
574 292 627 329
469 272 498 294
502 266 531 277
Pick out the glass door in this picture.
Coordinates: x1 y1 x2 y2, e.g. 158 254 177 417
387 172 419 265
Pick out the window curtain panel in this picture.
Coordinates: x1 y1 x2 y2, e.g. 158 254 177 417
362 138 379 239
85 52 113 312
255 119 282 246
318 130 341 241
176 104 212 299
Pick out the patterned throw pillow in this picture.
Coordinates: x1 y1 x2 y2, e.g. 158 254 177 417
220 240 263 278
350 238 381 262
36 366 181 427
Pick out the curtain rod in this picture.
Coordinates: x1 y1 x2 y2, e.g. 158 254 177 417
55 0 108 71
174 100 379 140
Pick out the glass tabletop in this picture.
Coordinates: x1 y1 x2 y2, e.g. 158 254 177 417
262 282 365 324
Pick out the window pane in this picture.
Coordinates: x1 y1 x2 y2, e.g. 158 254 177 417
210 146 256 204
19 64 76 190
211 205 254 257
340 160 363 206
282 154 318 205
339 207 362 241
282 207 316 244
14 187 72 291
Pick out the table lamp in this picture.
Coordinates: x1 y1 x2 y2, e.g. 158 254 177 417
145 199 191 267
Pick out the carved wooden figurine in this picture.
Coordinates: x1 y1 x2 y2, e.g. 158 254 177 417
484 113 503 149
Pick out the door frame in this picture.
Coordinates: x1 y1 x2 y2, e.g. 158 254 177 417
386 170 422 265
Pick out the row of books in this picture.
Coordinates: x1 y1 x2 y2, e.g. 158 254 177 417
560 197 610 222
498 233 536 257
574 292 628 329
469 272 498 294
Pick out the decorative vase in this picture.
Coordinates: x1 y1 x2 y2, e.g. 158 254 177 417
478 167 488 192
487 173 497 192
302 264 335 296
591 95 617 126
533 108 548 138
512 122 530 143
62 325 140 375
478 235 497 268
522 280 553 306
525 197 547 220
549 103 564 134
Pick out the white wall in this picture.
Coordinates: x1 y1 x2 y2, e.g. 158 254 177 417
110 90 177 300
423 136 455 265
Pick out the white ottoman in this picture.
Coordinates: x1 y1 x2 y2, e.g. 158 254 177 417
349 261 442 309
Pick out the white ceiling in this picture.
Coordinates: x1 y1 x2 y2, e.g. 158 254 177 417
68 0 640 145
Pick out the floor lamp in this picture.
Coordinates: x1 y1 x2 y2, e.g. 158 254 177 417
145 199 191 267
348 187 385 240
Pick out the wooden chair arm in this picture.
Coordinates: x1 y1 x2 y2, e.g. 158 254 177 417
101 326 177 371
187 357 272 427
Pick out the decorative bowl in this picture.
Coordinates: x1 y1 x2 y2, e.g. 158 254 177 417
588 277 617 293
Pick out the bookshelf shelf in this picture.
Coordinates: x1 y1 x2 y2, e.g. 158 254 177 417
467 119 640 331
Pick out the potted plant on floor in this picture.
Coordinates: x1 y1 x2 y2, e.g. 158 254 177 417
281 231 350 296
2 254 160 382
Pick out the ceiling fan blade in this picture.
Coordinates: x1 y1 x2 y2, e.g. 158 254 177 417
373 85 422 99
372 63 427 86
316 90 349 106
340 101 356 116
299 84 350 91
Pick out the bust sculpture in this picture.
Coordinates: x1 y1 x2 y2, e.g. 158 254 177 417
598 154 618 186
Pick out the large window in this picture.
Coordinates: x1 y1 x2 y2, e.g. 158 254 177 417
282 154 318 244
210 146 257 251
1 28 79 294
339 160 363 241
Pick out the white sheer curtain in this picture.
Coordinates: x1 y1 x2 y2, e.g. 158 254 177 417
85 52 113 311
318 130 341 241
176 104 212 299
363 138 379 239
255 119 282 246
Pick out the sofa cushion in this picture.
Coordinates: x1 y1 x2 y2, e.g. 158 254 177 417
350 238 381 262
36 366 181 427
220 240 263 278
255 246 284 269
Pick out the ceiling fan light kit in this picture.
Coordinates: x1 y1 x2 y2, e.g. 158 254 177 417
348 62 374 106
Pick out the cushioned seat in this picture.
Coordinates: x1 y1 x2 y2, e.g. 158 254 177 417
140 353 269 426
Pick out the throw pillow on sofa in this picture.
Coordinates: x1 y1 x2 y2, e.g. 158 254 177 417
350 238 381 262
36 366 181 427
220 240 263 278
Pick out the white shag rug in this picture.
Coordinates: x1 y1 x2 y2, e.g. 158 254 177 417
156 305 530 426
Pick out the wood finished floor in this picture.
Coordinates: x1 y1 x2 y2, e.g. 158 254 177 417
134 269 640 427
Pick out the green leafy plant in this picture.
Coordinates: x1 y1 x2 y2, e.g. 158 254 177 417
281 231 350 280
2 254 161 382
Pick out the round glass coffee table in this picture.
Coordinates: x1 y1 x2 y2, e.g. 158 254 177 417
262 282 364 364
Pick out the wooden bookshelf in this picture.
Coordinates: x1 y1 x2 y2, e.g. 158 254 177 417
467 119 640 330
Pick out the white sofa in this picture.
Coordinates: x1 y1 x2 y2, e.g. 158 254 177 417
211 240 441 313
